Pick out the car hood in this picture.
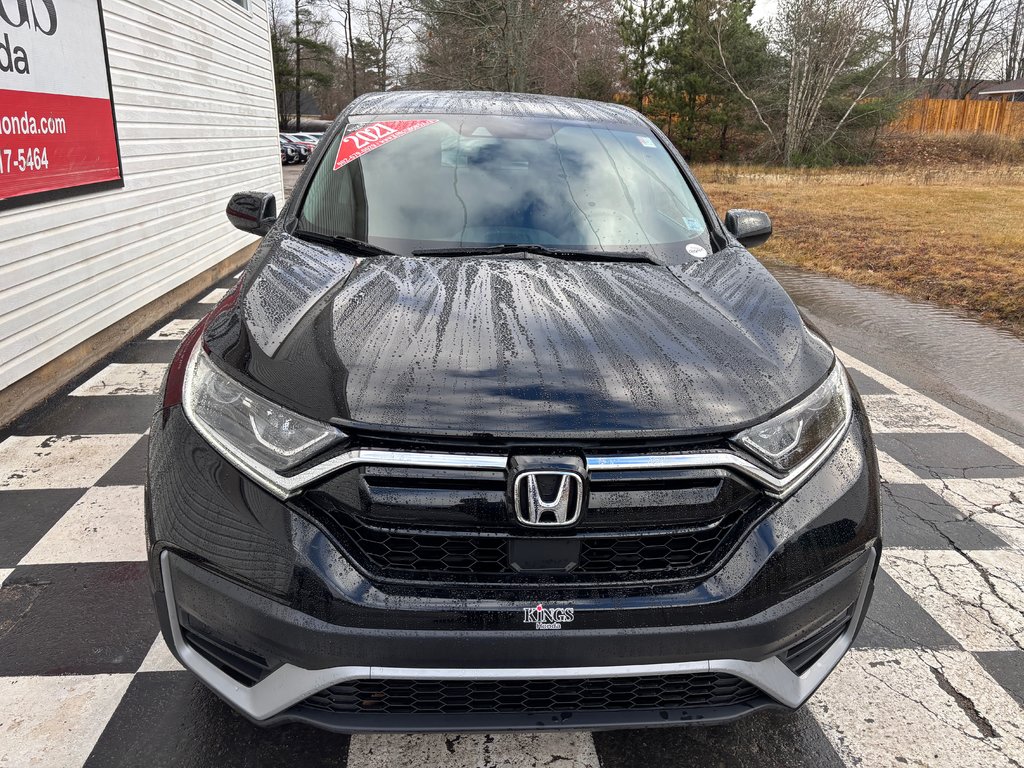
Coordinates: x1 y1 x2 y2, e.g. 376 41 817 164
205 232 833 439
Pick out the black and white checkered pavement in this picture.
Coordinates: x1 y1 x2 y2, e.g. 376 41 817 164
2 271 1023 768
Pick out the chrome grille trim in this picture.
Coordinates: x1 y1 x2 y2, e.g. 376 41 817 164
217 411 851 501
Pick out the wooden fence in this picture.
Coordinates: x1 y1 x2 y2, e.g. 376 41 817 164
891 97 1024 138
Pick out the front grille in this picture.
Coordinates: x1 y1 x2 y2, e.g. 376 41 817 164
300 672 760 715
297 460 771 589
326 506 749 583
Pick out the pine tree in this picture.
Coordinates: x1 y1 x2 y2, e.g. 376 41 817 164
618 0 673 113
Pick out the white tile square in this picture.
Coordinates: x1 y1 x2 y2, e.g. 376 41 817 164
20 486 146 565
882 547 1024 651
137 635 184 673
876 450 922 485
0 435 139 490
0 674 133 768
0 568 11 587
148 318 197 341
924 478 1024 552
810 648 1024 768
198 288 227 304
838 350 1024 467
69 363 167 397
349 731 600 768
862 393 963 433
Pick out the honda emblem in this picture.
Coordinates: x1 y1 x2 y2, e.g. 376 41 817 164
514 471 583 527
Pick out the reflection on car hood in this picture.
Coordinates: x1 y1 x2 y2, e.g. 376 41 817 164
206 232 833 439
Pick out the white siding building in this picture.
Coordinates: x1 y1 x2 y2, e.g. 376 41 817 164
0 0 282 423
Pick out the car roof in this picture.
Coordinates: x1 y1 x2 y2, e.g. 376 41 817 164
348 90 647 128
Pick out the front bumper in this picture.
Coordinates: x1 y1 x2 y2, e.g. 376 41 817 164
147 399 881 731
158 545 875 730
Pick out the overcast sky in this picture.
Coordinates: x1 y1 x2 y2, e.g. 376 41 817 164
751 0 778 23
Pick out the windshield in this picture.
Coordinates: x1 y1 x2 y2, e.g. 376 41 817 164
297 114 713 259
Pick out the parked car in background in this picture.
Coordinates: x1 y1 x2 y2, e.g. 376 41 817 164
279 135 308 163
282 133 317 154
279 138 299 165
289 132 321 144
151 91 880 734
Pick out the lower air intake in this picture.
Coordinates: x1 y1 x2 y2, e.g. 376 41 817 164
300 672 760 715
781 605 855 674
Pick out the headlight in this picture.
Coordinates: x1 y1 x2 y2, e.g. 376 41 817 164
733 363 852 473
182 346 344 481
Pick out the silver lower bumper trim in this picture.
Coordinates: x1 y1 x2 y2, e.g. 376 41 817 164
160 548 875 722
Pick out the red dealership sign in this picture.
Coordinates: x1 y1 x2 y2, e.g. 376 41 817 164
0 0 123 210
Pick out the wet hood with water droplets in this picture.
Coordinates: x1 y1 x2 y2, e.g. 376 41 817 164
206 233 833 439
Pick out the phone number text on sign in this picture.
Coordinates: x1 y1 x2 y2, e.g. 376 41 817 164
0 0 123 208
1 147 50 174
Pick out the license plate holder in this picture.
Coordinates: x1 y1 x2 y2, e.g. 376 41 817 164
508 538 581 573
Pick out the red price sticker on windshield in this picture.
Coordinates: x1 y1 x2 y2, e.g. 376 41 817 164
334 119 437 170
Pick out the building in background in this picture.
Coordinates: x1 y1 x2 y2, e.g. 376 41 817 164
978 79 1024 103
0 0 282 424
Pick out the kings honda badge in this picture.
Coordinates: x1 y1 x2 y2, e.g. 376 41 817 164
523 603 574 630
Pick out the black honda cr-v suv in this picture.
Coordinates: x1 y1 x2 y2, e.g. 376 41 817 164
147 91 880 732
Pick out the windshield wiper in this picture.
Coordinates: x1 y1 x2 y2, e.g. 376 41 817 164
292 229 395 258
410 244 658 264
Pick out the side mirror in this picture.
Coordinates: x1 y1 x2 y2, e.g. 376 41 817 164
724 209 772 248
226 191 277 236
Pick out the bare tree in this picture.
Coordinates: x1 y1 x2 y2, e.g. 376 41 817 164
326 0 359 98
916 0 1003 95
557 0 620 98
519 0 620 97
269 0 336 127
880 0 916 81
410 0 577 93
363 0 414 90
1001 0 1024 80
713 0 907 163
776 0 880 162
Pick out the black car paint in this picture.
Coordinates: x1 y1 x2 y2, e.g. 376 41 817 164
205 233 832 440
147 91 881 732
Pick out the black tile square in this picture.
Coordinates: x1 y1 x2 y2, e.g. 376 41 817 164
0 562 157 676
848 368 893 396
171 301 212 321
96 436 149 487
85 671 351 768
854 569 961 650
881 483 1009 550
974 651 1024 708
0 489 86 567
112 339 181 365
594 707 845 768
10 394 157 436
874 433 1024 480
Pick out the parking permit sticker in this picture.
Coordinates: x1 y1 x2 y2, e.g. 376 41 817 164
334 119 437 170
637 135 657 148
686 243 709 259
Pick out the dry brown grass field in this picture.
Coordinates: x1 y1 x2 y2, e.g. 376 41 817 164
695 142 1024 337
